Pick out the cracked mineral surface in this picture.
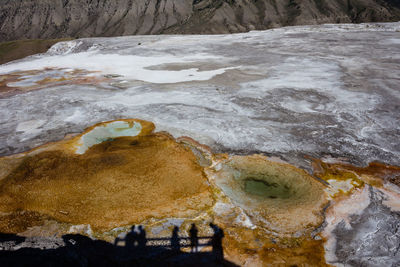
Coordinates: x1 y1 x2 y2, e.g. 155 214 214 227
333 187 400 267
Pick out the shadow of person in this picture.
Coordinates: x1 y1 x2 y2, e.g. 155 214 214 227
189 223 199 253
137 225 147 252
171 226 180 252
125 225 138 253
0 233 25 244
209 223 225 261
0 230 240 267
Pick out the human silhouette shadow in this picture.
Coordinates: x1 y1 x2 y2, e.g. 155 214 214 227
210 223 225 261
0 223 238 267
137 225 147 251
171 226 180 252
117 225 137 251
189 223 199 253
0 233 25 244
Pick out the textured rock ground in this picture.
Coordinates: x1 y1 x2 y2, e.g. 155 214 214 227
0 23 399 265
0 119 398 266
0 23 399 169
1 0 400 41
0 119 213 231
332 187 400 266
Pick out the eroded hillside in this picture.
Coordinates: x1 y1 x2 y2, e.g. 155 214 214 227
1 0 400 41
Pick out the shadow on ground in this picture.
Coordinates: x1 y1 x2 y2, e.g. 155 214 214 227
0 223 238 267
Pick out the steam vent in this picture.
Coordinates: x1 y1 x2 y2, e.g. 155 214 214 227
1 22 400 266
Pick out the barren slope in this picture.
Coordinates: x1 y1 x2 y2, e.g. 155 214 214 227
1 0 400 41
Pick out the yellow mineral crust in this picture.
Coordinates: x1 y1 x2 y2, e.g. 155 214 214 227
211 154 328 234
0 119 213 232
221 229 329 266
312 159 400 198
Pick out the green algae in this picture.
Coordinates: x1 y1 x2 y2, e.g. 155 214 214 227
212 155 328 234
244 178 291 199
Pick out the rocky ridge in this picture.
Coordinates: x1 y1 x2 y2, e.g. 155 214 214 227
1 0 400 41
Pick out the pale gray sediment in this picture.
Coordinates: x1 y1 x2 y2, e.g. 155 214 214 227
0 23 399 170
331 187 400 267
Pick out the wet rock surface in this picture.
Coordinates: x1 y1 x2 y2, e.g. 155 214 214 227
0 23 399 169
331 187 400 266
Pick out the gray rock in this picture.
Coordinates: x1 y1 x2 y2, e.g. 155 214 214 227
332 187 400 267
1 0 400 41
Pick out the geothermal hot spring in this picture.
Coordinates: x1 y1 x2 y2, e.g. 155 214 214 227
0 23 399 266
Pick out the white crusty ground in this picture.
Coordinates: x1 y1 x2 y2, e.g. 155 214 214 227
322 186 371 264
0 22 399 167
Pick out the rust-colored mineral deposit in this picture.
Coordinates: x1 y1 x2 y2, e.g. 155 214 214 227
0 119 213 231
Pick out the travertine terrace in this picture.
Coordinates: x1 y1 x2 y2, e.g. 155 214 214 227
0 23 399 265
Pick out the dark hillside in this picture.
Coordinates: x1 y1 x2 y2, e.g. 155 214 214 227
0 0 399 41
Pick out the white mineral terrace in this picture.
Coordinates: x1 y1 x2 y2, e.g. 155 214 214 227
0 22 399 168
